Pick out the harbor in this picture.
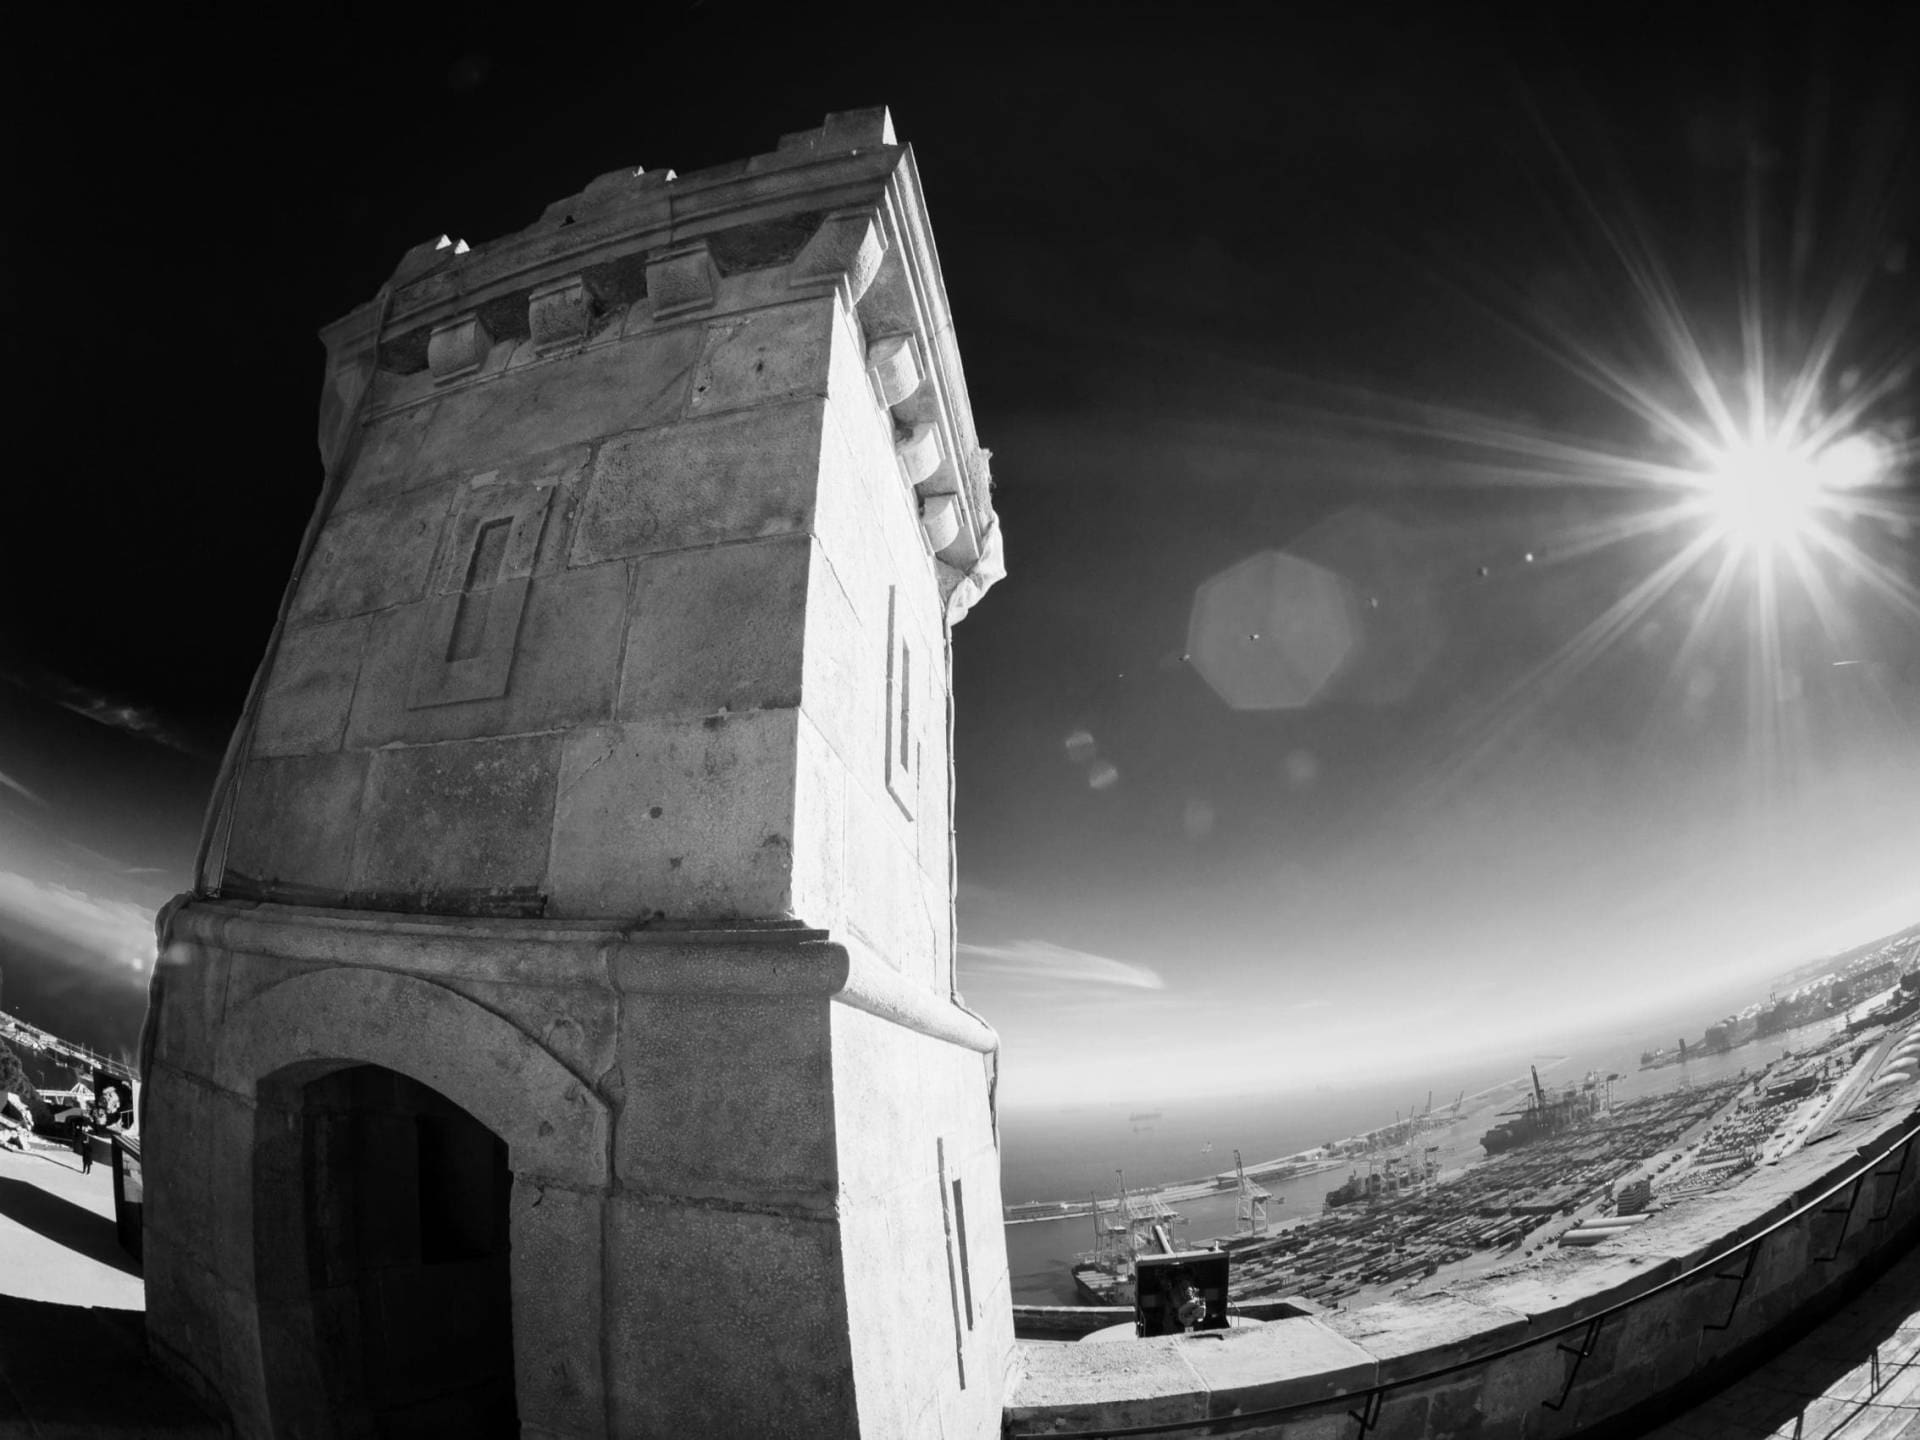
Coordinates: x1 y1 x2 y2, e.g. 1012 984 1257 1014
1012 1031 1880 1315
1005 936 1920 1310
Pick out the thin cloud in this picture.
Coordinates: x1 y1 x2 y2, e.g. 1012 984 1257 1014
0 769 44 807
55 693 183 749
958 939 1166 991
2 665 211 756
0 870 157 976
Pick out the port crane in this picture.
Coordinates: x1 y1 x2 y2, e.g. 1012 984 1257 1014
1232 1150 1270 1236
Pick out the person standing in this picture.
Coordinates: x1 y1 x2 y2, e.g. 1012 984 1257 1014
74 1121 93 1175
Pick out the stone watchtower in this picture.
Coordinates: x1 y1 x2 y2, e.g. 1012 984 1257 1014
142 109 1010 1439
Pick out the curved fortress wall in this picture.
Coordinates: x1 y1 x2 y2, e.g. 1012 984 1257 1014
142 108 1012 1439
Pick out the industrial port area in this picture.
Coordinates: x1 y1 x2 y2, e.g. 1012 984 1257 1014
1043 924 1920 1323
1220 1077 1750 1309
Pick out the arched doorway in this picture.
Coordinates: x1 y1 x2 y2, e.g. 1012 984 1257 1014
267 1063 519 1438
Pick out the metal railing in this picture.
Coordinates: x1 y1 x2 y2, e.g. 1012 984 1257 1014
0 1008 136 1083
1011 1114 1920 1439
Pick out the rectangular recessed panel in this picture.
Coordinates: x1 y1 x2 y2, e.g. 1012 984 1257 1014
448 519 513 661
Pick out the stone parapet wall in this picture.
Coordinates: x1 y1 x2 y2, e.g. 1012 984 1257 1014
1005 1095 1920 1438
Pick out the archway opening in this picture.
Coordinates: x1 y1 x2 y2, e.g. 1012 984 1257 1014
292 1064 518 1438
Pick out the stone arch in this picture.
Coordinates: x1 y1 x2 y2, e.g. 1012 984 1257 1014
217 969 609 1440
214 965 608 1188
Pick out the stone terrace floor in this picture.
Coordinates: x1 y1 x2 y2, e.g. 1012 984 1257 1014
1648 1232 1920 1440
0 1142 219 1436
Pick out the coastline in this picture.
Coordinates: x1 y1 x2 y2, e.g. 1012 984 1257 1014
1003 1072 1534 1224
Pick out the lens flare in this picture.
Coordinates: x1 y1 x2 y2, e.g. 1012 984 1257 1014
1691 427 1892 554
1698 437 1823 551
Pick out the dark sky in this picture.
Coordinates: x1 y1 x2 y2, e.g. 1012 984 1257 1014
3 4 1917 1095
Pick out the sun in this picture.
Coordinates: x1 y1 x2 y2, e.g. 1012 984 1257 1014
1698 437 1824 552
1693 430 1888 555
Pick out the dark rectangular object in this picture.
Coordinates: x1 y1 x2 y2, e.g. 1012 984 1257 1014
111 1133 144 1264
1133 1249 1230 1337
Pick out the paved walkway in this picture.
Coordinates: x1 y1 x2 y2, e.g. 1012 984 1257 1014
1647 1236 1920 1439
0 1143 142 1310
0 1145 220 1437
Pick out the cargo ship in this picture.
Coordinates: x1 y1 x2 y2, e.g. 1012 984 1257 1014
1322 1150 1433 1209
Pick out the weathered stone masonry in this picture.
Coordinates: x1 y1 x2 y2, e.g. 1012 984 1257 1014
143 108 1012 1439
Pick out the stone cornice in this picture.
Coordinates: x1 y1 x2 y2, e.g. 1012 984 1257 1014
315 108 999 594
171 897 999 1055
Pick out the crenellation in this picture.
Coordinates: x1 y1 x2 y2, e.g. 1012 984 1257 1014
777 105 900 157
320 109 994 586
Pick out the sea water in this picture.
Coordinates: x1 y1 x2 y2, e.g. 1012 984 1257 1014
999 1011 1851 1304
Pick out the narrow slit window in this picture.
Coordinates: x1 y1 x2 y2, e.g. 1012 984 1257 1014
899 642 912 771
885 587 915 815
448 518 513 661
951 1177 974 1327
936 1137 966 1388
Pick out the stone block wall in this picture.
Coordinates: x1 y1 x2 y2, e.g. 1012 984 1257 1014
231 219 962 995
832 998 1013 1438
233 287 833 922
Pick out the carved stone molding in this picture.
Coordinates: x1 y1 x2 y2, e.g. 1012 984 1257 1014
789 207 887 305
427 313 492 382
919 493 960 552
866 333 923 407
646 241 720 320
896 420 944 486
528 275 600 352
